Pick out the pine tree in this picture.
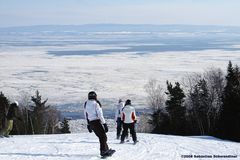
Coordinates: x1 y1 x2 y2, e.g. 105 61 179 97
219 61 240 141
60 118 71 134
0 92 9 130
165 81 186 135
189 79 210 135
30 90 50 134
150 109 170 134
29 90 61 134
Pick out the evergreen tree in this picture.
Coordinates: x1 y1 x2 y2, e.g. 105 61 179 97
0 92 9 130
219 61 240 141
150 109 170 134
189 79 211 135
1 91 61 135
29 90 61 134
60 118 71 134
165 81 186 135
30 90 50 134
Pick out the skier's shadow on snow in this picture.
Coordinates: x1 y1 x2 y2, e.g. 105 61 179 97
0 152 97 158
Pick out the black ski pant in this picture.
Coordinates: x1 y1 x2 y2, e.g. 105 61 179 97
89 119 109 155
116 117 122 137
121 122 137 142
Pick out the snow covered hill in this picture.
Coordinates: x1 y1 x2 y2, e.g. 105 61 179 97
0 132 239 160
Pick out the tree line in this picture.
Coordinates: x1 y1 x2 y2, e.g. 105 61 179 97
0 90 70 135
145 61 240 142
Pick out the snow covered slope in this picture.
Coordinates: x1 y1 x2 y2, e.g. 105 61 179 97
0 132 239 160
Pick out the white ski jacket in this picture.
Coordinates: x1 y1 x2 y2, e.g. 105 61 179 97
84 100 106 124
115 102 124 121
121 105 136 124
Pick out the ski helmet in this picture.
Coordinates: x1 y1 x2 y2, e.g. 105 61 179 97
88 91 97 100
125 99 131 106
10 101 19 108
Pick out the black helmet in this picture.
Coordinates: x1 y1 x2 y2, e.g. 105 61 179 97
125 99 131 106
13 101 19 106
10 101 19 108
88 91 97 100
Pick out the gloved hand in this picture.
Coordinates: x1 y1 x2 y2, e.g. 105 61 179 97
103 123 108 133
87 124 92 133
134 120 137 123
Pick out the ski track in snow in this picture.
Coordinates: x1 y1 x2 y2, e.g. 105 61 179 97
0 132 239 160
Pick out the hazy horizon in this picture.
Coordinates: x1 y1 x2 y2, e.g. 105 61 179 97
1 23 240 28
1 0 240 27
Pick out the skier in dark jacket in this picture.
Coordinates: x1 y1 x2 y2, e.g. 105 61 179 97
120 99 138 144
84 91 115 157
0 101 21 137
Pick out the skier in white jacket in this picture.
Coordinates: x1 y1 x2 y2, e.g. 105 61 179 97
84 91 115 157
114 99 124 139
120 99 138 144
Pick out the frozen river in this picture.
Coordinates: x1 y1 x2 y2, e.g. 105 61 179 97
0 25 240 110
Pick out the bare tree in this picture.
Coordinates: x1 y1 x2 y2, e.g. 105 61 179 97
144 79 169 133
137 113 153 133
204 67 225 112
44 107 61 134
183 68 225 135
144 79 165 111
204 67 225 134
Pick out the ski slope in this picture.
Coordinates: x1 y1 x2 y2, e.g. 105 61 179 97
0 132 239 160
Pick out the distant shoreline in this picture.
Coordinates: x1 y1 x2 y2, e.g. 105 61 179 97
62 108 151 120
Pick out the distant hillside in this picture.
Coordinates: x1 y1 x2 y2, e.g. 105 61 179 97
1 24 240 33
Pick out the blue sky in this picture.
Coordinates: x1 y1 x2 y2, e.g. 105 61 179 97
0 0 240 27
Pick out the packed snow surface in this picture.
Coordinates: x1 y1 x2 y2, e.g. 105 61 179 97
0 132 239 160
